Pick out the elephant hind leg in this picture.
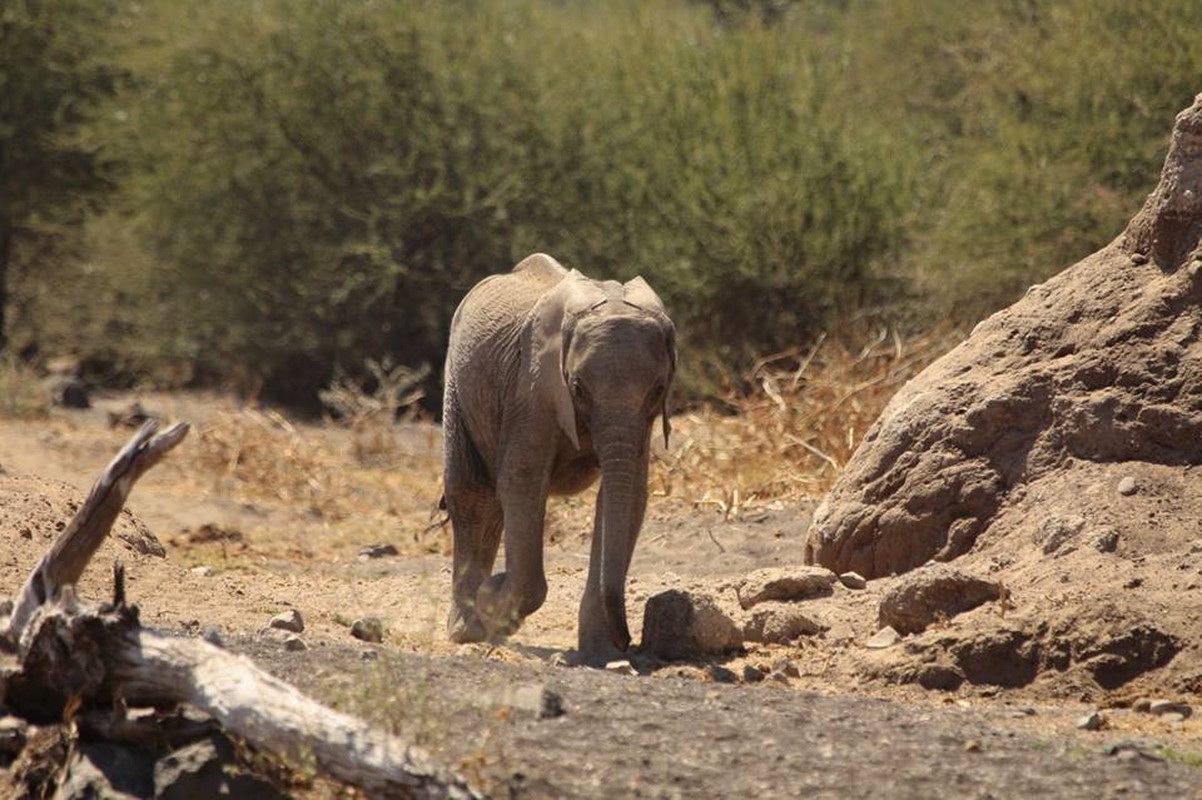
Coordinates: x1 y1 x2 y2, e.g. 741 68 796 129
444 409 503 643
446 491 502 643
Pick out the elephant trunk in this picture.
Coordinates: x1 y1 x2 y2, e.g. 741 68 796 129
596 427 649 652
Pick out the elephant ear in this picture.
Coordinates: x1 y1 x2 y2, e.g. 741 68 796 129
660 320 677 449
623 276 676 449
525 277 582 450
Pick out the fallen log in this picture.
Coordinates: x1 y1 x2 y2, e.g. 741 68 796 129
0 420 481 799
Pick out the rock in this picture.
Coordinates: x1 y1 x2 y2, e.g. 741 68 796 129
155 735 285 800
1036 515 1085 555
877 564 1001 634
708 665 739 684
1090 527 1120 553
360 648 380 661
357 543 399 560
57 742 154 798
640 590 742 660
269 609 304 633
1117 476 1138 496
605 659 638 676
350 617 384 643
1148 699 1193 718
201 627 224 647
1133 698 1153 713
772 658 801 678
839 571 867 590
48 376 90 409
190 566 214 578
865 625 901 649
804 96 1202 578
486 683 565 719
742 665 766 683
964 739 982 753
734 567 838 609
742 602 826 644
1077 710 1104 731
283 634 308 652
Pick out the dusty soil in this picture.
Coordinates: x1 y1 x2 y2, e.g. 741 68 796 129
1 391 1200 798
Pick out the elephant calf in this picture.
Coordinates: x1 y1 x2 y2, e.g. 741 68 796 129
442 253 676 664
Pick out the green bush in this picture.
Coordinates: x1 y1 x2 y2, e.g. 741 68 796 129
12 0 1201 405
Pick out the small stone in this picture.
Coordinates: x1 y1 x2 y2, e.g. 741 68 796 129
865 625 901 649
269 609 304 633
838 571 867 590
742 602 826 644
1117 476 1138 496
605 660 638 676
708 665 738 684
1190 539 1202 554
547 652 573 668
964 739 982 753
350 617 384 643
1131 252 1149 265
283 634 307 652
641 590 742 660
357 543 399 561
735 566 838 609
742 665 766 683
766 670 790 684
490 683 565 719
1133 698 1152 713
201 627 224 648
772 658 801 678
1148 699 1192 719
190 566 214 578
1077 710 1104 731
360 649 380 661
1091 527 1120 553
877 564 1002 634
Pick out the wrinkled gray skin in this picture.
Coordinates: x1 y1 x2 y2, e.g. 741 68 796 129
442 253 676 664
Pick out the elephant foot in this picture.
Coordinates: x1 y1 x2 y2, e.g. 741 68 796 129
475 572 529 640
447 606 487 644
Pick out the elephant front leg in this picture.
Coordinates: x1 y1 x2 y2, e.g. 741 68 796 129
475 470 551 640
446 491 503 644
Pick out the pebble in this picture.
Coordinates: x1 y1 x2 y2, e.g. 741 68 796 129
283 634 307 652
269 609 305 634
201 627 225 648
1077 710 1104 731
708 665 739 684
839 571 867 590
490 683 565 719
1131 252 1149 265
360 649 380 661
865 625 901 649
742 665 766 683
357 543 399 561
351 617 384 643
190 566 214 578
605 660 638 676
964 739 982 753
1091 527 1120 553
1117 476 1138 496
1148 700 1192 719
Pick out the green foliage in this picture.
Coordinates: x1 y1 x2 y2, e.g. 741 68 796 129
0 0 120 349
9 0 1202 405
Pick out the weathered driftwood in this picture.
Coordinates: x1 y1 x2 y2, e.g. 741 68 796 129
6 420 188 642
0 420 481 800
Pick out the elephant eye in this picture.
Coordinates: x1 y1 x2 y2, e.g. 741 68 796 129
648 380 665 404
572 378 590 403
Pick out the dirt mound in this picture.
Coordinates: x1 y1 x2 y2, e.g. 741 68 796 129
801 94 1202 696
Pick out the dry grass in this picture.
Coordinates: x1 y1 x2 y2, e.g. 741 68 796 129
655 328 956 517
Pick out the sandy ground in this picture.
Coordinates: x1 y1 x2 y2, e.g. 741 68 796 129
1 391 1199 798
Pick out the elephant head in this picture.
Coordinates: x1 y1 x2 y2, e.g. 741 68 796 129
526 271 676 653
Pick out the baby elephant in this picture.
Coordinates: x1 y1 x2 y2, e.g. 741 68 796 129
442 253 676 664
